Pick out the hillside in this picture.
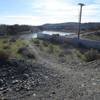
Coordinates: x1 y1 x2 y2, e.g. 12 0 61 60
0 22 100 36
41 22 100 33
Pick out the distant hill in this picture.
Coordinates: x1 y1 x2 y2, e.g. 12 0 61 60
0 22 100 35
40 22 100 33
41 22 78 33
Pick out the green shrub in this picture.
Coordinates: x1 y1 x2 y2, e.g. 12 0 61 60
9 38 16 42
47 43 61 54
83 49 99 62
76 49 99 62
3 45 10 50
42 41 49 47
0 50 10 61
2 40 8 43
58 51 65 57
48 44 55 53
33 39 40 45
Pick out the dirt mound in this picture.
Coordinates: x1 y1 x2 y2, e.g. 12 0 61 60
0 59 61 100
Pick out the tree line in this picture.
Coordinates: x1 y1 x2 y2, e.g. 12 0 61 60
0 24 41 35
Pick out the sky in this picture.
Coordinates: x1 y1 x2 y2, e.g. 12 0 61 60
0 0 100 25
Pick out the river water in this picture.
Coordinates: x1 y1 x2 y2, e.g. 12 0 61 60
20 31 75 39
34 31 75 38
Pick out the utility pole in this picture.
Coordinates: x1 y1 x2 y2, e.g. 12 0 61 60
78 3 85 39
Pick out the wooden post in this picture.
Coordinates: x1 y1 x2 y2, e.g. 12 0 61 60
78 3 85 39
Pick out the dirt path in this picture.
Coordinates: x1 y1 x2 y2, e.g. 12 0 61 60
21 44 100 100
29 44 72 73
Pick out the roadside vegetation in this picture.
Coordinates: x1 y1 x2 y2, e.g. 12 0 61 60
82 32 100 41
31 38 100 62
75 48 100 62
30 38 62 56
0 37 33 60
0 36 100 63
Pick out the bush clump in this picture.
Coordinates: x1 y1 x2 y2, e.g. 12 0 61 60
3 44 10 50
47 43 61 55
47 44 55 53
9 38 16 43
58 51 65 57
17 47 36 59
33 39 40 46
42 41 49 47
76 49 100 62
2 40 8 44
0 50 10 62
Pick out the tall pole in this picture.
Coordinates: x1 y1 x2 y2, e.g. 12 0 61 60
78 3 85 39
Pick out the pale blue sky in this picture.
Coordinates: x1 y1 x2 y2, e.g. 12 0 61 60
0 0 100 25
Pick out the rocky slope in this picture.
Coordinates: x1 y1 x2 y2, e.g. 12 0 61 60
0 59 62 100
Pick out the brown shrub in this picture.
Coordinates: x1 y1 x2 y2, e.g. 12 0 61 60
18 47 36 59
0 50 10 61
